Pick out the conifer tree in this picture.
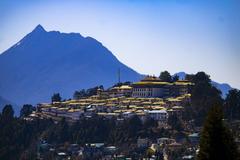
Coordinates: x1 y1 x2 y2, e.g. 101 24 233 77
51 93 62 102
159 71 172 82
198 105 239 160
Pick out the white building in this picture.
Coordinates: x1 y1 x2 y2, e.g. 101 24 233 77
132 76 169 98
146 110 168 121
132 76 193 98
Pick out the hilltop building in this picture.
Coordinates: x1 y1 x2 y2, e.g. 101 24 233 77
109 85 132 97
132 76 193 98
96 85 132 98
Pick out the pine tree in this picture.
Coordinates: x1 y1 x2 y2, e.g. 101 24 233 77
20 104 34 118
51 93 62 102
159 71 172 82
198 105 239 160
224 89 240 121
1 104 14 122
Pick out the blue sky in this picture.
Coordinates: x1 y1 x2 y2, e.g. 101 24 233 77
0 0 240 88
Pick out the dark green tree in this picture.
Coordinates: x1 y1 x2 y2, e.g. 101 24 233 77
73 89 86 100
184 72 223 126
224 89 240 121
168 114 183 131
86 85 103 96
20 104 34 118
73 86 104 99
198 105 239 160
143 117 157 128
51 93 61 102
127 115 143 138
1 104 14 122
159 71 172 82
57 118 69 143
192 71 211 83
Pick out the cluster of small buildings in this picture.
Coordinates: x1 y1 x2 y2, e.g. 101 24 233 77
34 94 191 123
37 133 200 160
32 76 193 123
137 135 199 160
37 141 120 160
30 76 198 159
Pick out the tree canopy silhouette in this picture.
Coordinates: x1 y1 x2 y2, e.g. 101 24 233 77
159 71 172 82
51 93 62 102
198 105 239 160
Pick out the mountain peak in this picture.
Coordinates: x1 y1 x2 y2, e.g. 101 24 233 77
33 24 46 33
0 26 141 105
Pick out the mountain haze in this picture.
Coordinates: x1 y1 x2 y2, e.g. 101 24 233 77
0 25 141 107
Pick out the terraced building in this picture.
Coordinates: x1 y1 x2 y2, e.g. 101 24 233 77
132 76 193 98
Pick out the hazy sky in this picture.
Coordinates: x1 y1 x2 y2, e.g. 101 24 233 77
1 0 240 88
